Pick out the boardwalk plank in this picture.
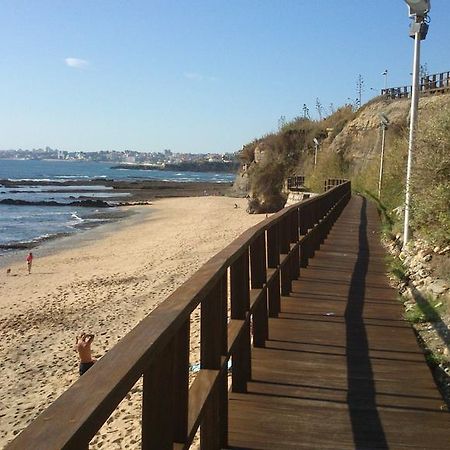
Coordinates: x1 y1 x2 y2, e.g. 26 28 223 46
228 196 450 449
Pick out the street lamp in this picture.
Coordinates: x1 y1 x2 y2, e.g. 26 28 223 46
382 69 388 90
313 138 319 166
402 0 430 247
378 113 390 199
405 0 430 16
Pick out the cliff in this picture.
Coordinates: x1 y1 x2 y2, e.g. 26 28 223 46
235 92 450 246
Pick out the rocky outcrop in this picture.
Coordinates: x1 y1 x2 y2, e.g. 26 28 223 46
328 94 450 171
0 199 112 208
246 195 286 214
384 235 450 403
390 237 450 299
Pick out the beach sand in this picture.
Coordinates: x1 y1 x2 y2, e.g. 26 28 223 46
0 196 264 448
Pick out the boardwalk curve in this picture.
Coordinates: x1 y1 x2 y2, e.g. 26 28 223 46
229 196 449 449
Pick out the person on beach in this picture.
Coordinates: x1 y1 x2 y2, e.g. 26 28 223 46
26 252 33 274
75 332 96 376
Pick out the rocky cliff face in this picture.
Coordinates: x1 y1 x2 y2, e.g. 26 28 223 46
234 92 450 213
329 94 450 171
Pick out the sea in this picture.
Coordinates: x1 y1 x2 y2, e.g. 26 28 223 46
0 159 235 258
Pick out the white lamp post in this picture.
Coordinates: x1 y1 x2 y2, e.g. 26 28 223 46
313 138 319 166
378 113 390 199
402 0 430 247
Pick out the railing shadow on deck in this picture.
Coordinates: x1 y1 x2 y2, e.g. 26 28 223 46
7 182 351 450
345 197 388 448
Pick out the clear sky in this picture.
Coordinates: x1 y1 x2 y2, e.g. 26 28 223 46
0 1 448 154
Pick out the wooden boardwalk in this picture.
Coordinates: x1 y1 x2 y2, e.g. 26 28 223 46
229 196 450 449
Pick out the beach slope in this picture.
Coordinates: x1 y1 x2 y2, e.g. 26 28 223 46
0 196 264 448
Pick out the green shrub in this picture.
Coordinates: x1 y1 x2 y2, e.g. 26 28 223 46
425 351 447 367
408 104 450 245
306 151 348 192
404 295 443 323
386 255 408 281
239 106 355 210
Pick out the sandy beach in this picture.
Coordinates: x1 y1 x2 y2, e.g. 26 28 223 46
0 196 264 448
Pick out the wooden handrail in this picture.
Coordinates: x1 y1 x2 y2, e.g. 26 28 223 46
324 178 348 192
7 181 351 450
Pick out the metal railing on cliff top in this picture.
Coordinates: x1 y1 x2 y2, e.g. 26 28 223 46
381 70 450 99
8 181 351 450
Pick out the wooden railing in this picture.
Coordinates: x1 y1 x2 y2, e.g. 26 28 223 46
7 182 351 450
381 70 450 99
287 175 305 191
324 178 347 192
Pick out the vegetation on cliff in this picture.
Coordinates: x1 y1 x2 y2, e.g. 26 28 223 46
237 106 355 212
236 94 450 247
352 99 450 246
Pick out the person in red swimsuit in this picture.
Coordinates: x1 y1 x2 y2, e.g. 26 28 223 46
26 252 33 274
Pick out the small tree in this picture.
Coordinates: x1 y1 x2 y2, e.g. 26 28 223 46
315 98 324 120
356 74 364 109
302 104 311 120
278 115 287 131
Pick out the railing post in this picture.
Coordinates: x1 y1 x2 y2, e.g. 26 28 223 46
280 216 291 296
173 321 190 444
305 203 315 262
291 209 300 281
201 279 226 450
299 205 309 268
142 339 175 450
218 273 228 448
267 225 280 317
250 233 268 347
231 250 251 393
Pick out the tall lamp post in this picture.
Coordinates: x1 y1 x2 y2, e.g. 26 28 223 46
313 138 319 166
403 0 430 247
378 113 390 199
382 69 388 90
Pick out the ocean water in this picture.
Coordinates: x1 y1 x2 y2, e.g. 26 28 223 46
0 159 235 257
0 159 235 183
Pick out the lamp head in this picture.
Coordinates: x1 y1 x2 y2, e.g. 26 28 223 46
404 0 431 17
379 113 390 127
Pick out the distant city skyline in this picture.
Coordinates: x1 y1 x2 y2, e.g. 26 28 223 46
0 146 237 162
0 1 449 153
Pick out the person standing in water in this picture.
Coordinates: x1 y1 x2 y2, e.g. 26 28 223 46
26 252 33 274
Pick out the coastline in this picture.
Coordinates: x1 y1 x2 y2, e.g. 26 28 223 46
0 179 231 262
0 195 263 448
0 206 143 270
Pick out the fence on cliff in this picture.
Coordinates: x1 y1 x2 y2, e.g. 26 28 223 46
381 70 450 99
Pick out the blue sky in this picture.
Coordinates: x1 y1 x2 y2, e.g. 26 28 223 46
0 1 448 154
